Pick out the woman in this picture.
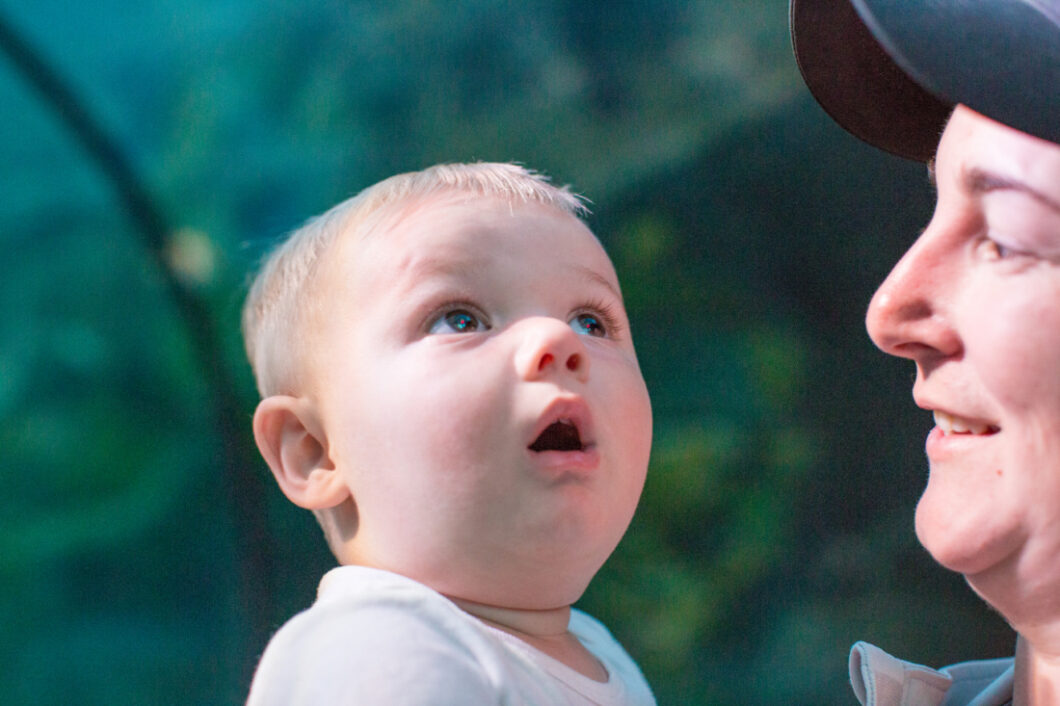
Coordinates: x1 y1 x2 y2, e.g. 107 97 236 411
790 1 1060 704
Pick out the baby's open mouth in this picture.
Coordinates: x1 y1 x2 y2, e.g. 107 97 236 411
528 419 584 452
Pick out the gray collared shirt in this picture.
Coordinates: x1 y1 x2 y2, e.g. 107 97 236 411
850 641 1014 706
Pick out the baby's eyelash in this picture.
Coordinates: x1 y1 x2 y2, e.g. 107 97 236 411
576 298 625 338
422 299 488 332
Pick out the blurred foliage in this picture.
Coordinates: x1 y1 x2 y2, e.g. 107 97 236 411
0 1 1015 704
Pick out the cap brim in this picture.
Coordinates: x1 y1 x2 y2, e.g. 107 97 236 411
791 0 1060 161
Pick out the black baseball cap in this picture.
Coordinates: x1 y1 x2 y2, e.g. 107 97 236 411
790 0 1060 161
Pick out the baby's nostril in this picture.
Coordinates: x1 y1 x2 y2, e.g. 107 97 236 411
538 353 554 371
566 354 580 371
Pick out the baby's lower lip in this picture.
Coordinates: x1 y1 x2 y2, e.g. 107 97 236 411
527 444 599 473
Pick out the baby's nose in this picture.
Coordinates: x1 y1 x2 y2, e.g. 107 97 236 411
515 317 590 384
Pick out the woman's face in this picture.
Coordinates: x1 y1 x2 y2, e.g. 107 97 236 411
865 106 1060 598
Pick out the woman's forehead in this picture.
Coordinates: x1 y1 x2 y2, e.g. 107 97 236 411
939 107 1060 196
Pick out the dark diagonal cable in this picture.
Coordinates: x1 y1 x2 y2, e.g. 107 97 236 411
0 9 273 687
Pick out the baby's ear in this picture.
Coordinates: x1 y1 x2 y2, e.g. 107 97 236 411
252 396 349 510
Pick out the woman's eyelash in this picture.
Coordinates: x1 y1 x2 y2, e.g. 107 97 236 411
980 235 1029 261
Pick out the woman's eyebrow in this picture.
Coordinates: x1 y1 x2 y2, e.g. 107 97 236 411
964 166 1060 214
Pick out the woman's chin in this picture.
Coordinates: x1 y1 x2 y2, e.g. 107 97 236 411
914 496 1019 577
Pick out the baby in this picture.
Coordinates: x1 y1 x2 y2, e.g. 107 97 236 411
242 163 655 704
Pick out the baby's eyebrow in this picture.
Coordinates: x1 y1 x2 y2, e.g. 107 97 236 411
574 265 624 303
401 255 482 286
400 255 624 302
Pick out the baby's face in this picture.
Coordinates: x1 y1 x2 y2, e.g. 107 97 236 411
308 193 652 609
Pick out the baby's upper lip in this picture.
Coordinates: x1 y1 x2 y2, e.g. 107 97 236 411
527 397 596 452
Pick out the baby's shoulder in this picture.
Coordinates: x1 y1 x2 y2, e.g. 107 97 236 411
247 567 500 704
276 566 483 651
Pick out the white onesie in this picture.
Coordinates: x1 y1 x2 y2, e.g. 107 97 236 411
246 565 656 705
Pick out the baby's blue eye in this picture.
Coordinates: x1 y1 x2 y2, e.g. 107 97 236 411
571 313 606 337
429 309 485 334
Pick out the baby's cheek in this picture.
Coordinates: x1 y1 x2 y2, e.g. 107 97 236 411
417 383 507 455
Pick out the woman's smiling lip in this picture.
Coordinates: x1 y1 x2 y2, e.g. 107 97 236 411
923 408 1001 461
914 393 1000 436
931 409 1000 436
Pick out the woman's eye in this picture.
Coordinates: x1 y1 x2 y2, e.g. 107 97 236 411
986 240 1010 259
429 309 485 334
981 237 1024 261
571 313 607 337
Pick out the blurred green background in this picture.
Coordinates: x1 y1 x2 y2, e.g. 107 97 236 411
0 1 1015 703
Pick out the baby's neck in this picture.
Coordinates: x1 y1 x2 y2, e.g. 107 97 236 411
447 596 608 682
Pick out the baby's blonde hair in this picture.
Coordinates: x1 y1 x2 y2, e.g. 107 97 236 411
242 162 588 398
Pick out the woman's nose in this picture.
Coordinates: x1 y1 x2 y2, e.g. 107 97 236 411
515 317 591 384
865 226 962 363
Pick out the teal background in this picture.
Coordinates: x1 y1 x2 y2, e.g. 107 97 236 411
0 1 1014 703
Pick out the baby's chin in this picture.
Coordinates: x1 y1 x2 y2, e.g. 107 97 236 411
445 585 588 615
426 563 598 612
345 548 602 611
